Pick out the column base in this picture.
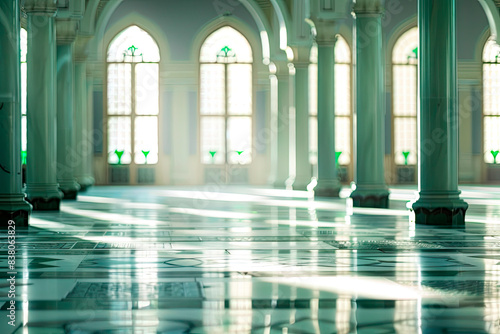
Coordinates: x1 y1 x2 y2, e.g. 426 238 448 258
28 197 61 211
77 175 95 192
0 194 32 228
350 186 390 208
273 176 288 189
292 176 313 191
314 179 341 198
26 184 63 211
411 192 468 226
59 180 81 200
61 188 78 200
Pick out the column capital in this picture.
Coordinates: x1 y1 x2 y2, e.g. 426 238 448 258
22 0 57 16
313 21 337 46
56 19 79 45
289 45 311 67
273 60 292 80
352 0 384 16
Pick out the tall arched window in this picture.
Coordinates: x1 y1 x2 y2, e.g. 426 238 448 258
199 26 253 165
392 27 418 166
21 28 27 165
483 38 500 164
107 25 160 165
309 35 352 168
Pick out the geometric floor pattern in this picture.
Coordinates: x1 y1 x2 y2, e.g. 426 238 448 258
1 185 500 333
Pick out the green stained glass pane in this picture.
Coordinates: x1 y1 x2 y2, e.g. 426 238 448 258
402 151 410 165
142 150 150 164
115 150 125 165
491 150 499 164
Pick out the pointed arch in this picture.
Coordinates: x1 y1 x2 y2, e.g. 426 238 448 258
482 37 500 164
106 25 160 167
199 25 254 166
392 26 418 169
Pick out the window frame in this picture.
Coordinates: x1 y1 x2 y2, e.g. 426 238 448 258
105 25 160 167
482 38 500 165
198 26 254 166
391 27 419 167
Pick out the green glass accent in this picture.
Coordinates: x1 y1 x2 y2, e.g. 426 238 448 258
402 151 410 165
209 151 217 164
21 150 27 165
236 150 244 156
115 150 124 165
142 150 150 164
221 46 231 57
335 151 342 167
217 46 236 60
408 47 418 62
128 45 138 56
491 150 499 164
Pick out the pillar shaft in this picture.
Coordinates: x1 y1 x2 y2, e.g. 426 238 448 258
292 63 312 190
315 41 340 197
25 4 63 210
350 8 389 208
74 62 95 190
0 0 32 226
85 76 95 188
273 68 290 187
57 43 80 199
412 0 468 226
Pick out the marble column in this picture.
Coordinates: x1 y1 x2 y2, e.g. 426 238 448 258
74 62 95 190
314 28 341 198
24 0 63 210
85 76 95 189
0 0 32 227
350 1 389 208
412 0 468 226
291 47 312 190
273 61 291 188
56 24 80 200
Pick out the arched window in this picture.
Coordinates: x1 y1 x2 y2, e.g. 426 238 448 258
392 27 418 166
107 25 160 165
483 38 500 164
309 35 352 168
21 28 27 165
199 26 253 165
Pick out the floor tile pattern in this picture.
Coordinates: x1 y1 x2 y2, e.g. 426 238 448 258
0 185 500 333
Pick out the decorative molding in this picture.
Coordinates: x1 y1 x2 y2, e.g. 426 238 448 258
56 19 79 44
352 0 384 16
22 0 57 16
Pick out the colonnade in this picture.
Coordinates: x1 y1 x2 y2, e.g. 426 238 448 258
0 0 94 226
0 0 468 227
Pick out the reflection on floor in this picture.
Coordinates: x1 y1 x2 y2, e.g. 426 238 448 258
1 185 500 333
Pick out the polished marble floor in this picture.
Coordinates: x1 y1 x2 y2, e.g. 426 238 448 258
1 185 500 333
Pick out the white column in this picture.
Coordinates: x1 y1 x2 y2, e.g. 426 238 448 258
25 0 63 210
314 24 341 197
272 61 291 187
56 33 80 199
290 46 312 190
74 61 95 190
0 0 32 226
350 0 390 208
